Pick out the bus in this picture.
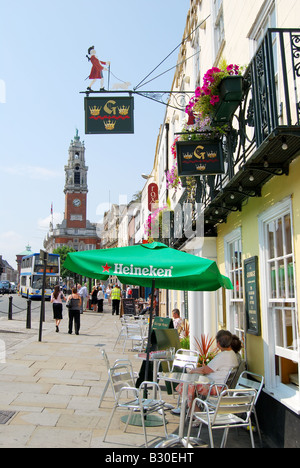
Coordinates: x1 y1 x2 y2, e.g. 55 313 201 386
20 253 60 299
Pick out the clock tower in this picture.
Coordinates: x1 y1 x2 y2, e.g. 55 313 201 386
64 129 88 229
43 130 101 253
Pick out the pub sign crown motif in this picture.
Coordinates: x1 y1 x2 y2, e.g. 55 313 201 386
85 96 134 134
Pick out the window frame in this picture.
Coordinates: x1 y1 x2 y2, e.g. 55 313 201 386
258 197 300 414
224 228 245 346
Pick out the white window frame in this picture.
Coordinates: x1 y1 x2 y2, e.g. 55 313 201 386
258 197 300 414
224 228 245 341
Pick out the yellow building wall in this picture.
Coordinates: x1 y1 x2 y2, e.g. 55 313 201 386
217 155 300 376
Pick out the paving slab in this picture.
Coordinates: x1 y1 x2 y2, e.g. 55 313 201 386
0 301 267 449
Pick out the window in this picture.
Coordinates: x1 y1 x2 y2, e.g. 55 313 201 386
192 29 201 87
259 198 299 411
249 0 276 51
248 1 278 79
74 166 80 185
224 228 245 347
213 0 225 62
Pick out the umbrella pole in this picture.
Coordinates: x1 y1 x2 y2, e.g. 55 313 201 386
144 279 155 396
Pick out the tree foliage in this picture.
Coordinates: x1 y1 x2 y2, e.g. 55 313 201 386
53 246 76 280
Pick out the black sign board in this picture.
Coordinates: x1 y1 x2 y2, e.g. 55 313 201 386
122 298 136 316
85 96 134 134
176 139 224 176
244 256 261 336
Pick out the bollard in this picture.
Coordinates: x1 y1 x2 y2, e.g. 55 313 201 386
8 296 13 320
26 300 31 329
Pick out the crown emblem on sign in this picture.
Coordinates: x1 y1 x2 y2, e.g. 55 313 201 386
196 164 206 171
207 151 217 158
183 152 193 160
104 120 116 130
118 105 130 116
89 106 101 116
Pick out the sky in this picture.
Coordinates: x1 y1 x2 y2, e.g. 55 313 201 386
0 0 190 268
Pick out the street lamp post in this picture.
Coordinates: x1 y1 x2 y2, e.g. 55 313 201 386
39 250 48 342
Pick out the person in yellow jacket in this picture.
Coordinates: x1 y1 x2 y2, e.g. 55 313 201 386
111 284 121 315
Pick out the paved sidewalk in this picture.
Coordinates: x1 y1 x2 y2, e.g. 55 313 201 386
0 302 266 449
0 304 180 448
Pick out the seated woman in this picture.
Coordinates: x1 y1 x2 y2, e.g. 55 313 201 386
176 330 241 409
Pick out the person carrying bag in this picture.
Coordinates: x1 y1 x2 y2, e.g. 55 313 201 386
66 288 82 335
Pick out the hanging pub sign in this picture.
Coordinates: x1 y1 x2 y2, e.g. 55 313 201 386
148 182 159 211
176 139 224 176
84 96 134 134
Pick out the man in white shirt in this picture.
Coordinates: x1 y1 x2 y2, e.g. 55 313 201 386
78 283 89 312
172 309 184 331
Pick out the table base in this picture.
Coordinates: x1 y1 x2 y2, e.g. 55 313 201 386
155 435 208 448
121 414 164 427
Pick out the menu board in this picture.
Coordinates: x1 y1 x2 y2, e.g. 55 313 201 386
122 298 136 316
244 256 261 336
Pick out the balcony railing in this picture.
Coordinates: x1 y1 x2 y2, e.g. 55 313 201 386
195 28 300 236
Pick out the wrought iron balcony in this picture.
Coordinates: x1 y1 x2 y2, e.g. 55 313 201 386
193 28 300 237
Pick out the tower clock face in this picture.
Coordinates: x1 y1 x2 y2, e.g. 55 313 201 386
73 198 81 207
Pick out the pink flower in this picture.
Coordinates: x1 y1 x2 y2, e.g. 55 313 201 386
202 85 211 96
194 86 202 98
227 64 240 75
210 95 220 106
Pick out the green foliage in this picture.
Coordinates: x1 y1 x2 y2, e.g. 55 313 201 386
53 246 76 280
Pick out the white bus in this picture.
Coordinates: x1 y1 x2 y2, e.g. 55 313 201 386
20 253 60 299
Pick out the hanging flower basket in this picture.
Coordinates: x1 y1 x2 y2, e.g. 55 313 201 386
186 63 244 127
212 75 243 125
165 63 245 194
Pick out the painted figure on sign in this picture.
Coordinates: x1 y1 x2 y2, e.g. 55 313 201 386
86 46 110 92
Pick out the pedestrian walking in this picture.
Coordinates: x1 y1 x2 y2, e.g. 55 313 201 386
91 286 98 312
97 287 104 312
106 284 112 305
50 285 66 333
111 284 121 315
66 288 81 335
78 283 89 313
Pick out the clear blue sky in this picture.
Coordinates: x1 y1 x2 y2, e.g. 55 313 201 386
0 0 190 268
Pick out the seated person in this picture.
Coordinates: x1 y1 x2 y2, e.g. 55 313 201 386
176 330 241 409
139 293 156 315
172 308 184 330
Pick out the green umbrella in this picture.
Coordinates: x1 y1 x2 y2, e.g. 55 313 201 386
64 242 233 396
63 242 233 292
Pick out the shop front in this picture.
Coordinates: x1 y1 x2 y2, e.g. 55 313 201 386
217 155 300 447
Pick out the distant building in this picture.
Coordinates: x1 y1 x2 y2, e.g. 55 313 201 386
44 130 101 252
0 255 18 283
16 245 33 277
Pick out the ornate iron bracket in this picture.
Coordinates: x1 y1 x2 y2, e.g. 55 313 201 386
80 89 195 112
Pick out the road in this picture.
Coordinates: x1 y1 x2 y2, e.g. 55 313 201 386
0 294 54 352
0 293 53 322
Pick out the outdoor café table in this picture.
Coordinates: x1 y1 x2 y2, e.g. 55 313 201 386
135 352 174 399
156 371 213 448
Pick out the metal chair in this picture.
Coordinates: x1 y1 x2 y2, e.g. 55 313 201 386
187 387 257 448
235 370 264 446
113 319 125 350
122 321 148 353
171 348 199 373
103 364 168 447
99 349 138 407
170 349 200 414
225 366 238 388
